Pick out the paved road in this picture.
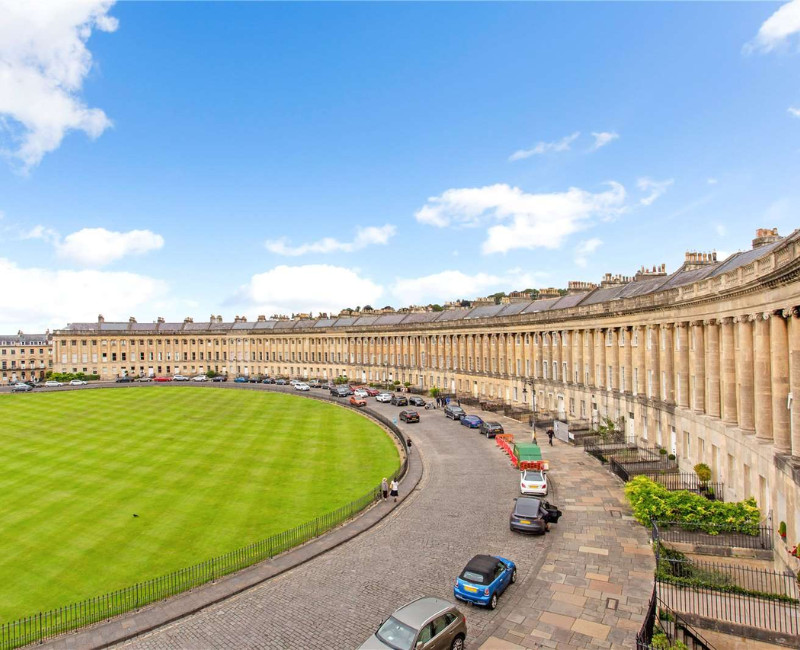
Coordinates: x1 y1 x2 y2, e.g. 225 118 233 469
115 391 553 650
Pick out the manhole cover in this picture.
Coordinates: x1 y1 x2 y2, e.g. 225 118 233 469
606 598 619 610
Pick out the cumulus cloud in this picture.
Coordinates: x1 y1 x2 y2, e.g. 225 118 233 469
789 107 800 118
236 264 383 316
707 178 718 185
0 257 167 332
745 0 800 53
574 238 602 268
391 268 546 306
715 223 727 237
509 132 580 161
28 227 164 267
590 131 619 150
637 177 674 206
0 0 117 171
415 182 626 254
265 224 396 256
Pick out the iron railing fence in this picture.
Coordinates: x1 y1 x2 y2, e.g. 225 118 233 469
584 439 640 463
578 430 628 448
636 595 716 649
0 399 408 650
610 460 724 500
653 519 773 550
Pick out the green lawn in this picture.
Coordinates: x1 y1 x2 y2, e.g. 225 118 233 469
0 387 399 622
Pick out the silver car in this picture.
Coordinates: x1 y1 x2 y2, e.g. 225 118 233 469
359 597 466 650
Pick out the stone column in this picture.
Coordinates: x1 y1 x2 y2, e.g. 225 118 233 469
676 323 689 408
575 329 584 385
662 324 675 404
788 308 800 458
587 329 595 386
623 327 633 394
705 320 721 418
648 325 661 400
721 317 738 425
609 327 620 391
636 326 647 396
736 315 755 432
553 332 562 382
754 313 773 442
597 328 607 389
771 311 791 453
564 331 573 384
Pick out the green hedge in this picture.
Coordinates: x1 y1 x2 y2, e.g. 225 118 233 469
625 475 761 535
45 372 100 382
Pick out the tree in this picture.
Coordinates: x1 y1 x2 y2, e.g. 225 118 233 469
363 305 373 311
430 304 444 312
489 291 507 304
429 386 441 397
206 369 219 378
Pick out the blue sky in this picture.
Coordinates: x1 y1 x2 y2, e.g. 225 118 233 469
1 1 799 331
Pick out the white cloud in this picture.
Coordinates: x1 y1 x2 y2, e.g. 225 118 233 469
0 0 117 171
265 224 396 256
707 177 718 185
637 177 674 206
415 182 626 254
590 132 619 150
43 227 164 267
391 269 546 306
745 0 800 53
715 223 727 237
574 238 602 268
509 132 580 161
789 107 800 118
237 264 383 315
0 257 167 332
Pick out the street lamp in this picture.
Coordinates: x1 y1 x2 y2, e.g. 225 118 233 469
522 377 537 429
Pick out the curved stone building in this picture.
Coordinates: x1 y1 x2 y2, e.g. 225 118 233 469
53 228 800 567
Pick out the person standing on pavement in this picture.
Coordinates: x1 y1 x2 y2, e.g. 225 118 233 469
390 478 399 502
531 429 537 445
547 429 554 446
381 478 389 500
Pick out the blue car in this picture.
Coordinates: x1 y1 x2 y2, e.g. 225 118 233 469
460 415 483 429
454 554 516 609
233 376 248 383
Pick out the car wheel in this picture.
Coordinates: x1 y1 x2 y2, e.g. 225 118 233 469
488 593 498 610
451 636 465 650
511 568 517 584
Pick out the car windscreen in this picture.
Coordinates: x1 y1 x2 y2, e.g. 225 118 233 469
515 499 542 516
451 407 464 413
375 616 416 650
523 471 544 482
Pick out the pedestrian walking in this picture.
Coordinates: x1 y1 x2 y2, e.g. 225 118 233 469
381 477 389 500
406 436 412 452
390 478 399 502
547 429 554 446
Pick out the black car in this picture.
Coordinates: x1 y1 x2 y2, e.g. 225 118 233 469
480 421 504 438
408 396 426 407
330 385 351 398
115 376 133 383
399 410 420 423
391 394 408 406
262 377 275 384
509 497 562 535
249 376 261 383
444 404 466 420
211 375 227 382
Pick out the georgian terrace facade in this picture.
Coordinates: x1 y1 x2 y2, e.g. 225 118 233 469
53 228 800 565
0 333 52 384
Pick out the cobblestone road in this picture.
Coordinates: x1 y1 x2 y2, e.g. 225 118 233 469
117 396 552 650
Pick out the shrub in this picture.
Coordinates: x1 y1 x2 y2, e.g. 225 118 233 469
667 453 676 461
693 463 712 484
659 448 668 455
429 386 441 397
651 631 688 650
625 476 761 535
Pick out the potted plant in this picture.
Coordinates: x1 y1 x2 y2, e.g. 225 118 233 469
659 448 668 456
668 453 676 461
779 521 787 540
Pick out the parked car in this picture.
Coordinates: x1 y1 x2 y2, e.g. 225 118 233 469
330 385 350 398
211 375 227 382
294 382 310 391
520 469 548 496
480 422 504 438
509 497 562 535
408 396 426 407
308 379 321 388
69 379 88 386
391 394 408 406
248 376 261 383
275 379 287 385
11 383 33 392
460 415 483 429
350 395 367 407
173 375 190 382
115 376 133 383
364 387 380 397
137 376 153 382
376 392 392 403
153 376 171 383
262 377 275 384
444 404 466 420
289 379 300 386
354 388 369 398
399 410 419 423
357 596 467 650
191 375 208 382
454 554 517 610
233 377 248 383
44 380 63 387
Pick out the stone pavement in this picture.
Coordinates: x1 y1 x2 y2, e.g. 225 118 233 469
475 417 655 649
